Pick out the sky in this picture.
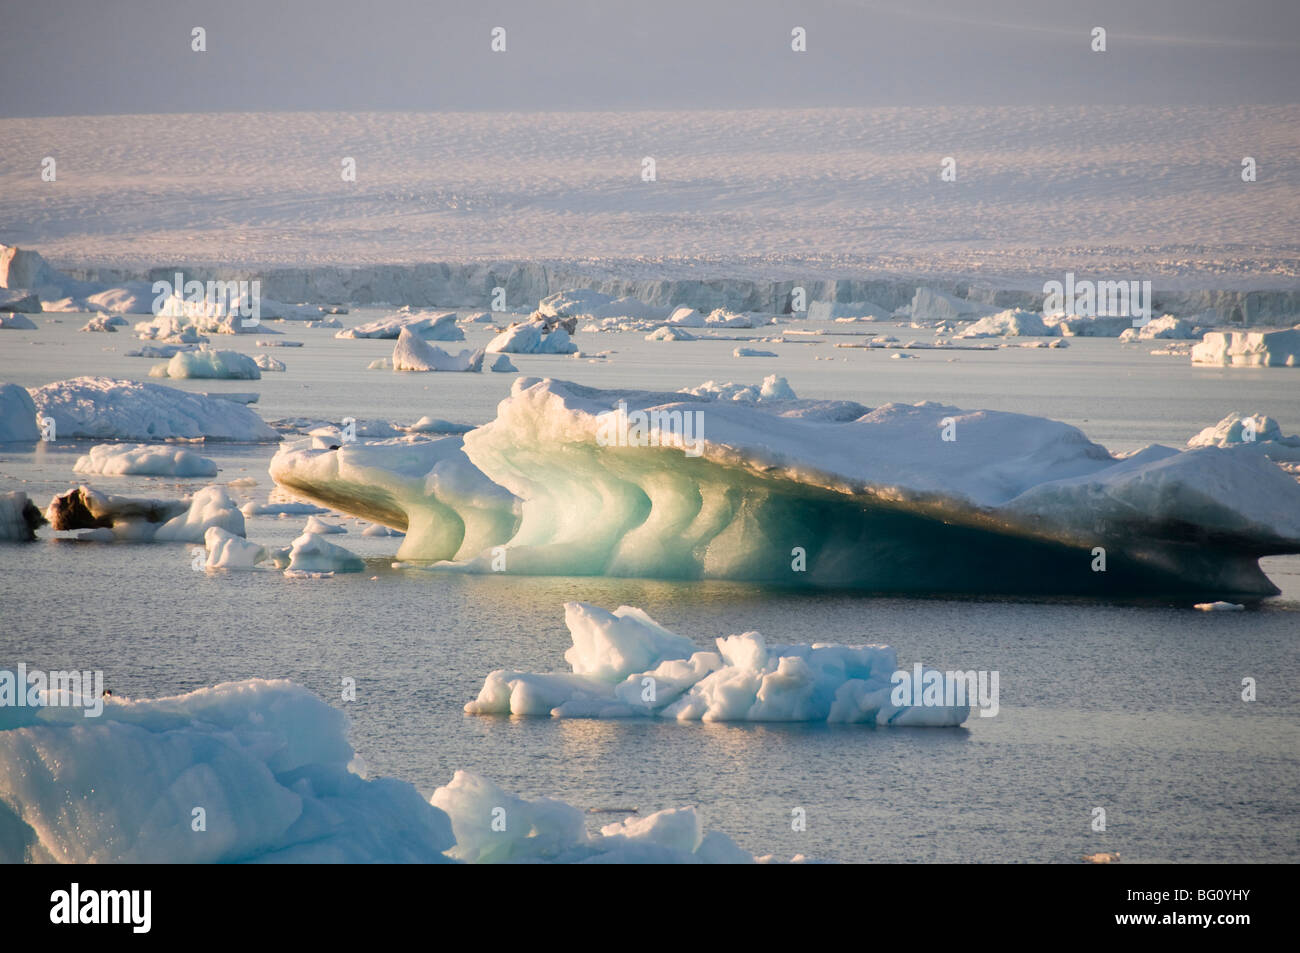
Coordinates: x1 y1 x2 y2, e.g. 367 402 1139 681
0 0 1298 116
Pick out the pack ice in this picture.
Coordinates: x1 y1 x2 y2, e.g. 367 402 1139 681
270 377 1300 596
465 602 969 725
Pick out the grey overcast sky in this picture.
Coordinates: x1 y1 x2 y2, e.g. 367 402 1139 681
1 0 1298 116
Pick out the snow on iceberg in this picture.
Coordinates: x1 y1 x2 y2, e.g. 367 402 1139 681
335 311 463 340
29 377 278 441
391 327 485 372
271 378 1300 596
150 345 261 380
465 602 970 726
1192 328 1300 367
73 444 218 478
0 679 455 863
486 318 577 354
0 383 40 441
1118 314 1199 342
0 491 46 541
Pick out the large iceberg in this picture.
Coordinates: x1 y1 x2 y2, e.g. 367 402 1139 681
465 602 970 725
29 377 278 441
270 378 1300 596
1191 328 1300 367
537 290 671 322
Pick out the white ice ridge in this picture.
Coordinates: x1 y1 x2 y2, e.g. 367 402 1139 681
270 378 1300 596
465 602 969 726
73 444 218 477
0 678 792 863
28 377 278 441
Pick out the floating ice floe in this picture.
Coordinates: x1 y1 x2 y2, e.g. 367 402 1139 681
679 375 796 402
1118 315 1199 342
405 416 475 435
0 313 37 329
125 343 197 359
465 602 970 726
0 676 791 863
733 346 778 357
253 353 286 371
1186 412 1300 463
646 325 696 342
303 515 346 535
664 306 706 327
1043 313 1133 337
72 444 218 478
391 327 485 372
1191 328 1300 367
432 769 775 863
240 498 327 517
488 353 517 372
486 318 577 354
1193 601 1245 612
78 315 120 333
0 384 39 441
44 484 244 543
150 345 262 380
0 679 456 863
203 525 268 569
283 531 365 574
707 309 773 328
0 491 46 541
0 288 42 314
274 378 1300 595
956 309 1052 338
335 311 463 340
28 377 278 441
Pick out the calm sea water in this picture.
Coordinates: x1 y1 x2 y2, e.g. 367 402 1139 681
2 312 1298 862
